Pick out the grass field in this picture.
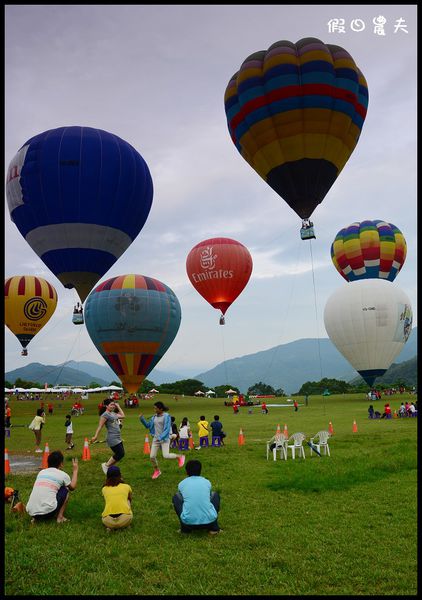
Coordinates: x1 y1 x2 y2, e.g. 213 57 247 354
4 392 418 595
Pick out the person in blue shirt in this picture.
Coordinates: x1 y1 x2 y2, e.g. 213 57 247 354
172 459 221 534
139 401 185 480
210 415 226 445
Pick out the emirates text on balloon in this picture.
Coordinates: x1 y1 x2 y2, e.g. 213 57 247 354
191 270 234 283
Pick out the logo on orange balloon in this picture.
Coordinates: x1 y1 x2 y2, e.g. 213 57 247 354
24 297 48 321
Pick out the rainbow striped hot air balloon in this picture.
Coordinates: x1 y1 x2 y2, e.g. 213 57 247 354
331 220 407 282
5 275 58 355
84 275 181 393
224 37 368 221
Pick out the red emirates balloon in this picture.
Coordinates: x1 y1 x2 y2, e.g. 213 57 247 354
186 237 253 323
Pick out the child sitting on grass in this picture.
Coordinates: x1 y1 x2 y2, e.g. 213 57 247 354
172 459 221 535
101 465 133 532
26 451 78 523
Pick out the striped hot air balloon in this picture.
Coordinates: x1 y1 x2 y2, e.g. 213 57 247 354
6 126 153 303
224 37 368 220
5 275 58 355
84 275 181 394
330 220 407 282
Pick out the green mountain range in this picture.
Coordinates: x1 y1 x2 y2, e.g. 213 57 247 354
5 329 417 394
195 329 417 393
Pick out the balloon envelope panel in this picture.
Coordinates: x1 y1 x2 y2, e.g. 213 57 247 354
6 126 153 301
331 220 407 282
186 237 253 315
224 38 368 219
5 275 58 350
323 279 412 386
84 275 181 393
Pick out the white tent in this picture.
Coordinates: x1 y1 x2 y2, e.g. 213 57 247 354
86 385 123 393
149 388 159 393
226 389 237 395
194 390 205 396
205 390 216 397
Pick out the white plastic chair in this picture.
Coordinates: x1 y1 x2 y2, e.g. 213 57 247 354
266 433 288 461
309 431 331 457
286 432 306 459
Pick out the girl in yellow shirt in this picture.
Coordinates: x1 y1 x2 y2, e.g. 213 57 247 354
101 465 133 531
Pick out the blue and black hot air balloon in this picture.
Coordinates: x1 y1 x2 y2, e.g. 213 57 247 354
6 126 153 304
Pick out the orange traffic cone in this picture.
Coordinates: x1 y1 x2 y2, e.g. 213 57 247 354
275 424 281 435
328 421 334 435
188 433 194 450
143 434 151 455
82 438 91 461
41 443 50 468
5 448 11 475
352 419 358 433
238 428 245 445
283 423 289 438
393 410 398 419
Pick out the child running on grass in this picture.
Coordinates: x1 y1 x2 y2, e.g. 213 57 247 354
139 401 185 479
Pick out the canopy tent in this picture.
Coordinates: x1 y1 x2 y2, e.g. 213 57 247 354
194 390 205 396
205 390 216 397
86 386 123 393
6 384 123 394
225 389 237 395
149 388 159 394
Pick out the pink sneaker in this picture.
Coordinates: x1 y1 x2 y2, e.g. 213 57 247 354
178 455 186 468
152 469 161 480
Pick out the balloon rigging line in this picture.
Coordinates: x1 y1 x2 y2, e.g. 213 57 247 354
219 325 229 387
50 326 84 386
308 239 326 415
258 235 303 389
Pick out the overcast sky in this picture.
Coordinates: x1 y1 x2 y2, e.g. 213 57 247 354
4 5 417 379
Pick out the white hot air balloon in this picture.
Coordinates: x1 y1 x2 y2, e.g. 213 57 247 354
324 279 412 386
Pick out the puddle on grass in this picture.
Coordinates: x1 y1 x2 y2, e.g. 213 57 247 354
8 455 42 473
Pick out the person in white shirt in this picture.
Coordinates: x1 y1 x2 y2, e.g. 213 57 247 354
64 414 74 449
26 451 78 523
179 417 191 450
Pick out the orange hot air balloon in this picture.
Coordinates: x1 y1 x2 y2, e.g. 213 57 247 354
5 275 58 356
186 237 253 324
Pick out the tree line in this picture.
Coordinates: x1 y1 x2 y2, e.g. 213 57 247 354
5 376 412 397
